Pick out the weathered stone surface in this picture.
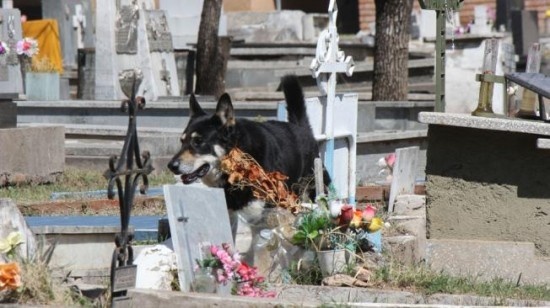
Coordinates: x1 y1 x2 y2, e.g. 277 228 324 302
226 11 305 43
0 101 16 128
134 244 178 290
0 198 36 261
32 225 125 277
426 239 550 284
119 284 550 307
421 114 550 256
0 126 64 186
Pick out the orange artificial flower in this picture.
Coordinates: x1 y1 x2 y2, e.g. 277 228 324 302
0 262 21 291
349 210 363 228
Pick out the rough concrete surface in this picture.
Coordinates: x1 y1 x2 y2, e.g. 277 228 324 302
0 125 65 186
426 239 550 285
119 286 550 308
424 124 550 256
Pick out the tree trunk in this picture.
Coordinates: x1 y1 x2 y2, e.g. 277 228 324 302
372 0 413 101
195 0 230 98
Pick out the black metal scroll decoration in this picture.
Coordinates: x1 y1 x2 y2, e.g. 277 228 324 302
106 69 153 301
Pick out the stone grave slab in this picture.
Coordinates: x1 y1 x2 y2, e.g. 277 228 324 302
0 126 65 186
388 146 420 212
95 0 180 101
0 198 36 262
0 8 23 95
94 0 123 100
42 0 94 69
163 184 234 293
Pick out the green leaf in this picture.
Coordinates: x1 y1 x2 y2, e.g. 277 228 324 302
307 230 319 240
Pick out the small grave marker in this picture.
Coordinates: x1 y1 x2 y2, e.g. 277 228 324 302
388 146 420 212
309 0 354 182
164 184 234 293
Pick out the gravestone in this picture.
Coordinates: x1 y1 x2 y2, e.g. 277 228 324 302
159 0 227 49
42 0 94 69
0 8 23 96
388 146 420 212
0 8 65 186
278 0 358 203
94 0 180 101
469 5 492 35
0 199 36 262
0 8 22 129
511 10 539 57
163 184 234 294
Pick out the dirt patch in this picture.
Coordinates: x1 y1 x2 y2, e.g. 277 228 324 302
19 196 166 216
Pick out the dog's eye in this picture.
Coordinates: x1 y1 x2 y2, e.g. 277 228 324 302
191 137 203 147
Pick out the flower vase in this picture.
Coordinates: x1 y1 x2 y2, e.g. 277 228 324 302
191 267 217 293
317 248 348 277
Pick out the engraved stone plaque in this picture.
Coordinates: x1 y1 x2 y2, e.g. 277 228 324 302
115 5 139 54
112 265 137 293
5 14 19 66
144 10 173 52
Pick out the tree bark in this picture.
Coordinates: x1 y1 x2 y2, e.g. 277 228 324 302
195 0 230 98
372 0 413 101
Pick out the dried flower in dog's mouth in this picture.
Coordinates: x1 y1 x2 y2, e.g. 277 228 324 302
220 148 300 214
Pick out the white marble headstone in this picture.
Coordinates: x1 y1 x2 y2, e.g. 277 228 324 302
163 184 233 293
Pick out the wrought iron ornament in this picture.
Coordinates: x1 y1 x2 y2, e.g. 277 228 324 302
106 68 153 302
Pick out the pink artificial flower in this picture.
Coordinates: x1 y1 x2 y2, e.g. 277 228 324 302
362 204 377 222
210 245 219 256
385 153 396 169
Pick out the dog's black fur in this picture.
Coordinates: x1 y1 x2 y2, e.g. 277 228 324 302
168 75 327 210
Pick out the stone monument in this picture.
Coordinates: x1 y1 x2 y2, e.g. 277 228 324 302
0 7 65 187
94 0 180 101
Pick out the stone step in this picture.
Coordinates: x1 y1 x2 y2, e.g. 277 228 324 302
17 99 433 133
65 139 123 157
425 238 550 285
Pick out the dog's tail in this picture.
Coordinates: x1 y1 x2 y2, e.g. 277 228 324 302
281 75 310 128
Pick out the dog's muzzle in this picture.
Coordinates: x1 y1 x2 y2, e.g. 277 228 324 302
168 160 210 184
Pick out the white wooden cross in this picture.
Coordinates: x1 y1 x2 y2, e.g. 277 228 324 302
309 0 354 184
72 4 86 49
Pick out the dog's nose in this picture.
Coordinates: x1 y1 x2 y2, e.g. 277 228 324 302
167 160 180 173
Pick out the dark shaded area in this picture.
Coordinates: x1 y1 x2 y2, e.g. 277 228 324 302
282 0 359 34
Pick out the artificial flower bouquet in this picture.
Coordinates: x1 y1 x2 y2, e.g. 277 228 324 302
195 243 276 298
0 232 23 296
16 37 38 58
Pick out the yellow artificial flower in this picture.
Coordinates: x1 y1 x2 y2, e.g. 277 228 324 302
0 232 23 254
367 217 384 233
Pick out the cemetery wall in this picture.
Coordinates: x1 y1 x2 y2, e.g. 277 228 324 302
425 125 550 256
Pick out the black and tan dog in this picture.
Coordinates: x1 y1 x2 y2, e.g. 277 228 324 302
167 75 327 211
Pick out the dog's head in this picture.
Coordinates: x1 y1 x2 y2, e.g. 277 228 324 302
167 93 236 186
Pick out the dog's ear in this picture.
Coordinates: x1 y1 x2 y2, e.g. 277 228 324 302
215 93 235 126
189 94 206 117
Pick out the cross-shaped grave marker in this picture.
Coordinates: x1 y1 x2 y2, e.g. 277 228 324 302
309 0 354 182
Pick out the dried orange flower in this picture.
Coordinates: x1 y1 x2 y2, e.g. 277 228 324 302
0 262 21 291
220 148 300 214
